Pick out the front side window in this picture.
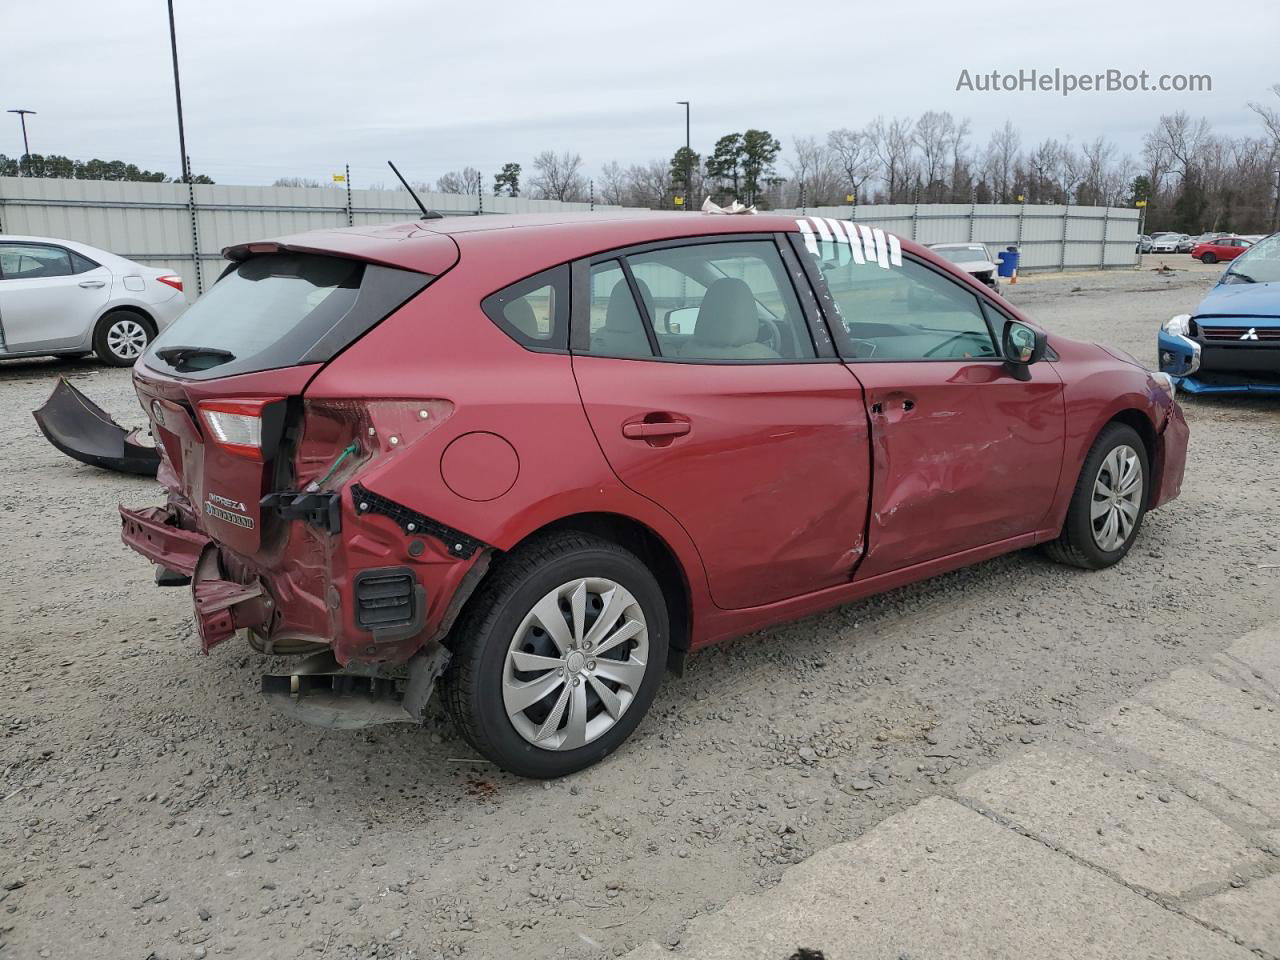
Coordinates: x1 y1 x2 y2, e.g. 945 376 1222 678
0 243 75 280
801 234 997 361
623 240 815 362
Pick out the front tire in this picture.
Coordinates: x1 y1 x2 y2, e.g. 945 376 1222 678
1200 252 1217 264
93 311 154 367
1043 423 1149 570
442 533 669 778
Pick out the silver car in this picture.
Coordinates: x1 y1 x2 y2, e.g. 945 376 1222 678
0 235 188 366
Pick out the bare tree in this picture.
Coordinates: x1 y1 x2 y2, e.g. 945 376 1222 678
436 166 481 195
787 136 843 207
598 161 627 206
622 160 670 208
273 176 324 188
1078 136 1116 205
1146 111 1212 179
868 115 915 201
982 121 1020 202
530 151 587 202
827 127 877 201
947 116 973 200
1248 83 1280 148
913 111 955 199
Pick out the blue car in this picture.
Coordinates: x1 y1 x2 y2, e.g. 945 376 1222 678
1159 232 1280 395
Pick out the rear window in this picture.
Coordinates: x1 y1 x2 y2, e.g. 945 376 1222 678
145 252 431 379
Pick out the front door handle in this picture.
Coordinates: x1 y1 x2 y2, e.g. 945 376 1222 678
79 279 106 288
622 419 691 440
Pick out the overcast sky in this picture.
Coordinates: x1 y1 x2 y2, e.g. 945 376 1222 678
4 0 1276 188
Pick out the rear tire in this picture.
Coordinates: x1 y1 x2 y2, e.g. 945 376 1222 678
441 532 669 778
93 311 154 367
1043 423 1150 570
1200 252 1217 264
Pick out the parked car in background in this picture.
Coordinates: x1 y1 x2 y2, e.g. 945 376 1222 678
0 236 187 366
118 211 1188 777
1150 234 1188 254
1176 236 1202 253
1137 235 1153 253
1192 236 1253 264
926 242 1002 291
1159 232 1280 394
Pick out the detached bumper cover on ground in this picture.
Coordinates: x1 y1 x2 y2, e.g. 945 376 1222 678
33 378 161 476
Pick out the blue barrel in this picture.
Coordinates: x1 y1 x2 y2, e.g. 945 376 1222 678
996 247 1020 277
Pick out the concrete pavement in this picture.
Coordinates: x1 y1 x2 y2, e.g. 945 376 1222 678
626 624 1280 959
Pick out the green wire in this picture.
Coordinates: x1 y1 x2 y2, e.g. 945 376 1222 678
314 442 358 489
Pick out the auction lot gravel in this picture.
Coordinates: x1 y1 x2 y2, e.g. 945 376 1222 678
2 255 1277 960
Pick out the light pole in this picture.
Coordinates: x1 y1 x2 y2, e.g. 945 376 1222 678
676 100 690 209
166 0 191 183
7 109 35 160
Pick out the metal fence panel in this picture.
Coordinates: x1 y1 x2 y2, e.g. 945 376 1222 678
0 177 627 294
779 201 1139 272
1 178 1140 290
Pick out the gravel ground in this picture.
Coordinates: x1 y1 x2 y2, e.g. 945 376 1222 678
3 255 1279 960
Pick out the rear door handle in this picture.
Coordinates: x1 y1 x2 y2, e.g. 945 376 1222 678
622 419 691 440
79 280 106 288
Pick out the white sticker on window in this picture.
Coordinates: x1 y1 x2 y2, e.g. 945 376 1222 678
827 219 865 264
797 217 897 270
796 219 819 256
887 233 903 267
871 228 890 269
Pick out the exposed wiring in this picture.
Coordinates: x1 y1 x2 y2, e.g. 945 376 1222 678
306 442 359 492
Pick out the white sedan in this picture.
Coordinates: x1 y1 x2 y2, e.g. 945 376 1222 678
0 235 188 366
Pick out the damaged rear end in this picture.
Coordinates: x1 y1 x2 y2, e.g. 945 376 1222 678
120 231 482 724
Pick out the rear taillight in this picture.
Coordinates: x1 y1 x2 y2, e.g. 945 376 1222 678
156 275 184 292
198 398 285 461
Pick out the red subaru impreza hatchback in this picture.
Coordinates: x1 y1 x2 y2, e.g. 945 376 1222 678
121 211 1188 777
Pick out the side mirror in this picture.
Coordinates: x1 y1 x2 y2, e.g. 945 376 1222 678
1002 320 1046 379
663 305 699 334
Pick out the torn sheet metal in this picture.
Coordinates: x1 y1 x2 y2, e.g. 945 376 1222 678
33 378 161 477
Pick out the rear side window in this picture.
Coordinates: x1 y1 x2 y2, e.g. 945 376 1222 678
0 242 76 279
145 252 431 379
481 265 570 350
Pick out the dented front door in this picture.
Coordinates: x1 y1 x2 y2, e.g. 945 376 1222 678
849 358 1065 579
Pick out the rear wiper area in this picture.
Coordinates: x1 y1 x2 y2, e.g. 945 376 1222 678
155 345 237 371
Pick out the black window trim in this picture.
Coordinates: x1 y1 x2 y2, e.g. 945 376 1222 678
787 232 1007 364
0 240 100 280
570 233 838 366
480 263 572 353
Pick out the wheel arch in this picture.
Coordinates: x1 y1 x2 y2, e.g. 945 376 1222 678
95 302 158 334
457 511 694 672
1105 408 1159 506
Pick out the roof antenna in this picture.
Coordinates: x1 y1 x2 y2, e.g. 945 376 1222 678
387 160 442 220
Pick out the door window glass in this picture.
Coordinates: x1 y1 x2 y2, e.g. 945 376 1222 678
583 260 654 358
0 243 75 280
801 233 998 360
624 240 814 361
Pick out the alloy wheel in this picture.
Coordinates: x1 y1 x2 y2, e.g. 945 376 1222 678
1090 444 1143 552
106 318 149 361
502 577 649 751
